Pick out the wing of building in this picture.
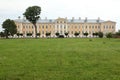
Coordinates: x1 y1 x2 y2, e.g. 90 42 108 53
14 17 116 37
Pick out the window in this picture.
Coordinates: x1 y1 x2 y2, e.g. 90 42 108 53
42 26 44 29
72 26 73 29
89 31 91 34
18 26 19 29
64 26 66 29
75 26 77 29
98 26 100 29
109 26 111 29
92 26 94 29
68 26 69 28
60 31 62 34
71 31 73 34
86 26 87 28
95 26 97 29
106 26 108 29
57 25 59 29
82 31 84 34
112 26 114 29
82 26 84 29
46 25 48 29
104 26 105 29
89 26 91 28
42 31 44 34
60 25 62 29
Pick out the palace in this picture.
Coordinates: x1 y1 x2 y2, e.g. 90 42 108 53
14 17 116 37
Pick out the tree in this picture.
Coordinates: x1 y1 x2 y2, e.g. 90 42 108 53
83 32 88 37
19 33 23 37
92 33 96 37
113 30 120 38
98 32 103 38
55 32 59 37
64 32 69 37
116 30 120 36
0 32 5 38
27 33 32 37
17 33 20 38
95 32 98 37
46 32 51 38
2 19 17 38
23 6 41 38
36 33 41 37
106 33 112 39
74 32 80 37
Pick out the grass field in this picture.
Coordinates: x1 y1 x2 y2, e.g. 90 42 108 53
0 38 120 80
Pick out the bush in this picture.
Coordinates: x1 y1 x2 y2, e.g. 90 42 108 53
55 32 60 37
98 32 103 38
106 33 112 38
0 32 5 37
74 32 80 37
58 35 64 38
36 33 40 36
83 32 88 37
27 33 32 36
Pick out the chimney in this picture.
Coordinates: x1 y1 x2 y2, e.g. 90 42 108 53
85 17 87 22
97 17 100 22
65 17 67 20
72 17 74 20
18 16 21 19
98 17 100 20
45 17 47 20
23 16 26 21
39 17 41 20
79 17 81 20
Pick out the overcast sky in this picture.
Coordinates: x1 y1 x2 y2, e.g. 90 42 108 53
0 0 120 31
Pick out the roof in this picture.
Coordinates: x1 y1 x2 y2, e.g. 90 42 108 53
14 18 112 24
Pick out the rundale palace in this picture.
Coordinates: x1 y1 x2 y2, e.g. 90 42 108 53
14 17 116 37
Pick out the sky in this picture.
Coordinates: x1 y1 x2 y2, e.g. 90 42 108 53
0 0 120 31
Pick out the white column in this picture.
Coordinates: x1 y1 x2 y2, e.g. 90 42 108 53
59 24 60 33
62 24 64 35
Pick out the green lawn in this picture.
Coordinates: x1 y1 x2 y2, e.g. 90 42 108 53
0 38 120 80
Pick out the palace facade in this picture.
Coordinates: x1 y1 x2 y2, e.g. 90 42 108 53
14 17 116 37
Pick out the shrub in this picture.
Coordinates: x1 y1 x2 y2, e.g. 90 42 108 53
106 33 112 39
27 33 32 36
58 35 64 38
98 32 103 38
